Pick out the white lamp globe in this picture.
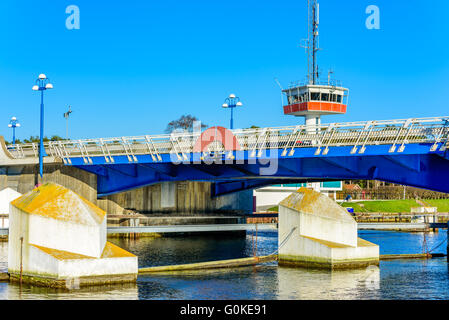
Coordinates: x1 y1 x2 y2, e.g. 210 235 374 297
222 103 229 108
236 102 243 107
229 94 236 99
8 124 12 128
32 85 39 91
16 123 21 128
45 83 53 89
11 117 16 121
38 74 47 80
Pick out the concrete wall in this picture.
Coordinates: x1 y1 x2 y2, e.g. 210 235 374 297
0 164 252 216
27 214 106 259
254 185 337 211
8 208 30 274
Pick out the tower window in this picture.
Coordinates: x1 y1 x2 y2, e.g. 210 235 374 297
311 92 320 101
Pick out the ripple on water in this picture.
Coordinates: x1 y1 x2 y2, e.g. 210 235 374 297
0 230 447 299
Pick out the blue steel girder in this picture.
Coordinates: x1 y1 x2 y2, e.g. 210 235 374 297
212 154 448 196
318 157 360 175
70 144 449 197
382 155 421 173
211 178 342 197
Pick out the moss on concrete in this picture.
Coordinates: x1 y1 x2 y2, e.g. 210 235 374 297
278 254 379 270
107 233 163 239
9 273 137 289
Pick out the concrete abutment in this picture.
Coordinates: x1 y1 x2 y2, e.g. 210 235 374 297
0 163 252 217
278 188 379 269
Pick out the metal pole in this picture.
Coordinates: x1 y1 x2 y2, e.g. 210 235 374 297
39 89 45 179
12 126 16 145
230 106 234 129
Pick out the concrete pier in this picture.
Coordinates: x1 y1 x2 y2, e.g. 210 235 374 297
278 188 379 269
8 183 138 288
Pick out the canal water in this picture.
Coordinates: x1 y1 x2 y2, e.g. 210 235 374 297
0 230 447 300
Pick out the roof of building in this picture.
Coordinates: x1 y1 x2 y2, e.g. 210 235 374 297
31 241 136 260
343 184 362 191
301 235 377 248
279 187 354 222
11 183 106 225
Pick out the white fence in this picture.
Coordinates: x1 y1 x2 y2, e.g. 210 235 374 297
6 116 449 164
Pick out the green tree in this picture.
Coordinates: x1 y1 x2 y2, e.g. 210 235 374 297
19 135 66 144
165 115 208 133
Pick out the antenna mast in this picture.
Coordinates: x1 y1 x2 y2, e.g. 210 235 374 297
307 0 320 85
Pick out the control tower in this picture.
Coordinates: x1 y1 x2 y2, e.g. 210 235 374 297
282 0 349 128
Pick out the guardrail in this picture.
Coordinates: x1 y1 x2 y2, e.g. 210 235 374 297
6 116 449 164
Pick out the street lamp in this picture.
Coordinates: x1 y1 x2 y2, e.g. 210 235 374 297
222 94 243 129
32 73 53 179
8 117 21 145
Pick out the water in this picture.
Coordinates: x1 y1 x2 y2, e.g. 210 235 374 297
0 230 447 300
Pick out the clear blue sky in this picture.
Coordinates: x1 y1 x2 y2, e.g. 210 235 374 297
0 0 448 141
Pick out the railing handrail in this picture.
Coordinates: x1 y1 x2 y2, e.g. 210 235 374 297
6 116 449 162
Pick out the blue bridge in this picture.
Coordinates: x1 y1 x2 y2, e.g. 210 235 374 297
7 116 449 197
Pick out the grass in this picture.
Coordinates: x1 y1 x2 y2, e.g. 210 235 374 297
341 200 421 213
340 202 369 213
266 199 449 213
423 199 449 212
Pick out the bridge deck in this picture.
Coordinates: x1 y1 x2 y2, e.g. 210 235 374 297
6 116 449 162
2 116 449 197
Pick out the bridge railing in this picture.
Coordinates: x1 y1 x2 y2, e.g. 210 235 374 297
6 116 449 163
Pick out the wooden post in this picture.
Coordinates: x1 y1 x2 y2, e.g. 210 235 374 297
19 237 23 285
255 224 258 257
251 230 254 257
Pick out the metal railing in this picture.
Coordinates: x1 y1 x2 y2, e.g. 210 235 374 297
6 116 449 164
286 79 345 89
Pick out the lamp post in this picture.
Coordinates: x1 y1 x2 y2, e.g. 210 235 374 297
32 74 53 179
8 117 21 145
222 94 243 130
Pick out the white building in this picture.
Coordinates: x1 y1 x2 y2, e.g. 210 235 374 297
8 182 138 288
0 188 22 228
254 181 342 212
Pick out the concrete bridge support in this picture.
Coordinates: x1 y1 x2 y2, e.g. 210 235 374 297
278 188 379 269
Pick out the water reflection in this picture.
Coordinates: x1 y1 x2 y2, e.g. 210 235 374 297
0 230 446 299
0 282 138 300
277 265 380 300
0 242 8 272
